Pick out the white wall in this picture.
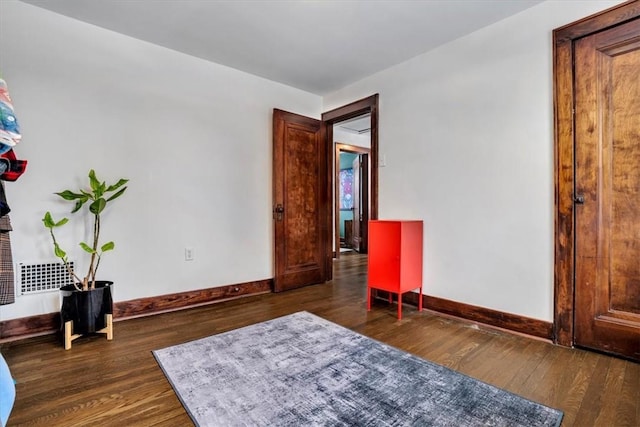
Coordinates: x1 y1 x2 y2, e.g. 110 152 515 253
324 0 623 321
0 1 321 321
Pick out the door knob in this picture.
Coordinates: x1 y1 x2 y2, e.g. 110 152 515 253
273 204 284 221
573 194 585 204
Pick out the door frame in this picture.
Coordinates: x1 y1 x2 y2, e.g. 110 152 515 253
322 94 379 279
553 1 640 347
334 143 371 258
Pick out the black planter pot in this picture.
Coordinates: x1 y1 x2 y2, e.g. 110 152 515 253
60 280 113 335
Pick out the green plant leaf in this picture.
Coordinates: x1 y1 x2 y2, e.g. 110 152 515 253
54 243 66 259
106 187 127 202
71 199 87 213
79 242 96 254
106 179 129 192
42 212 54 228
89 169 100 192
101 241 115 252
55 190 84 201
97 182 106 198
55 218 69 227
43 212 69 228
89 198 106 215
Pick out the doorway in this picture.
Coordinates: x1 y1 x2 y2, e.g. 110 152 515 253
553 2 640 361
322 95 379 280
335 142 371 258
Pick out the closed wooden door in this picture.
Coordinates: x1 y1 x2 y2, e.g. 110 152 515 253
574 19 640 360
272 109 328 292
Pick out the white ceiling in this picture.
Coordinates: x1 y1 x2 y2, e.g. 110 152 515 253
338 114 371 134
20 0 544 95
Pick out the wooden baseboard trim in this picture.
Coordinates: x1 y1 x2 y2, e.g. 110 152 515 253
0 279 273 341
374 291 553 340
114 279 272 319
0 312 59 342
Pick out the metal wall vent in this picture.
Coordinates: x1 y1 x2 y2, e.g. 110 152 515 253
19 262 75 295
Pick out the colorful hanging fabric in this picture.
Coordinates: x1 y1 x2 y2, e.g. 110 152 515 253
0 149 27 182
0 78 20 155
0 78 27 183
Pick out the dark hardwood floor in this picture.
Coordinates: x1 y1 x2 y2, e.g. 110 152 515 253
1 253 638 426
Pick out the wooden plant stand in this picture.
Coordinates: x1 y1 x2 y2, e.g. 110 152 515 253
64 314 113 350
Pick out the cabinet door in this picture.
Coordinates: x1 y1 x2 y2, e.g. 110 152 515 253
368 221 400 291
399 221 423 293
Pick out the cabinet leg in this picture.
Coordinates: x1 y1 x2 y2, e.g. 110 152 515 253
418 286 423 312
367 287 371 311
398 293 402 320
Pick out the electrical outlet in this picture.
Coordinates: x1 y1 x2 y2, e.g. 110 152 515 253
185 247 194 261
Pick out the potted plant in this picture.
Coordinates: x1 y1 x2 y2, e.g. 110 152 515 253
42 169 128 349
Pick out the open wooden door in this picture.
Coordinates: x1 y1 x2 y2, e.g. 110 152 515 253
352 154 369 253
273 109 328 292
572 18 640 361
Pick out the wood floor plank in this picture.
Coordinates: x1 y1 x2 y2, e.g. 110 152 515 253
594 357 631 427
616 361 640 427
0 253 638 426
572 355 614 427
543 349 592 427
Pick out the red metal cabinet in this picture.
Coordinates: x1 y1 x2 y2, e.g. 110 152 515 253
367 220 423 320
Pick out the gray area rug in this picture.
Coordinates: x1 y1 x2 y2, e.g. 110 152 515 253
153 311 563 427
